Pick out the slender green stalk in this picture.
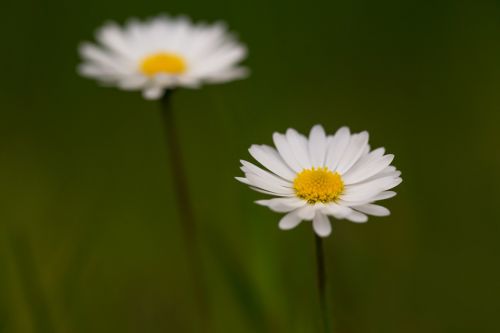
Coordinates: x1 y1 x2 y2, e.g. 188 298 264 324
315 234 331 333
159 90 209 330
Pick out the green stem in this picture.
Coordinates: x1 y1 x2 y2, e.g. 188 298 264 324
159 90 209 331
315 234 331 333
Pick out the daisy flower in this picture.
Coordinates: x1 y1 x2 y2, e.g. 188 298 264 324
78 15 248 99
237 125 402 237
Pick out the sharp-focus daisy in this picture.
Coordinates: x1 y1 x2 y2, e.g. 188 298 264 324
237 125 402 237
78 15 248 99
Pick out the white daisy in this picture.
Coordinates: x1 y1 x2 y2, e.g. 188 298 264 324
78 15 248 99
237 125 402 237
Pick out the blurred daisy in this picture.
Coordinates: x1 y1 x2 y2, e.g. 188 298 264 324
78 15 248 99
237 125 402 237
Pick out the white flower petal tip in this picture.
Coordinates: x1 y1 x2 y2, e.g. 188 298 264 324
313 214 332 237
278 212 302 230
235 177 250 185
237 125 402 237
346 211 369 223
354 204 391 217
78 15 248 99
142 87 163 100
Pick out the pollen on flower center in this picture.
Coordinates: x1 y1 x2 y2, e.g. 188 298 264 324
293 167 344 204
140 52 187 76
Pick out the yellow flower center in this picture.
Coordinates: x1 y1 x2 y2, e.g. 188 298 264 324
293 167 344 204
140 52 187 76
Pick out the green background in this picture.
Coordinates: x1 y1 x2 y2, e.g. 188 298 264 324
2 0 500 332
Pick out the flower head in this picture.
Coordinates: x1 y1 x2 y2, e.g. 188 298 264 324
78 15 248 99
237 125 402 237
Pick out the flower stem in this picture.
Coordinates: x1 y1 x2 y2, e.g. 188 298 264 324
159 90 209 330
315 234 332 333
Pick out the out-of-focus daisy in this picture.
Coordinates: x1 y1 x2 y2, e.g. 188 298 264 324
237 125 402 237
78 15 248 99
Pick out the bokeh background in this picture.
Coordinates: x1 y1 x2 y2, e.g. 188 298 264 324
2 0 500 332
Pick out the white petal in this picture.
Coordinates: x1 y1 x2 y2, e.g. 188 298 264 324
308 125 327 167
237 177 293 197
96 22 136 58
191 43 247 77
142 86 164 100
256 197 306 213
250 186 294 197
336 190 397 206
296 205 316 220
203 67 249 83
325 127 350 171
363 166 401 183
272 133 302 172
235 176 251 185
354 204 390 216
342 177 402 202
248 145 296 181
346 211 368 223
361 144 371 157
78 63 115 79
79 43 131 74
240 160 292 188
286 128 312 169
278 211 302 230
313 213 332 237
372 191 397 201
321 203 352 219
177 76 202 88
245 173 295 195
118 75 148 89
336 131 369 174
342 147 386 178
343 154 395 185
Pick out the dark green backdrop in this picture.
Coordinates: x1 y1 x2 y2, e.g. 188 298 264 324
2 0 500 332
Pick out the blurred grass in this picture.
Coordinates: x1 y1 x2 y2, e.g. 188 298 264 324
2 0 500 332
